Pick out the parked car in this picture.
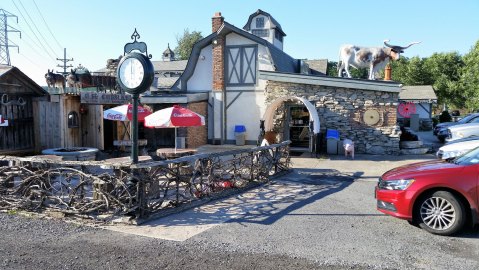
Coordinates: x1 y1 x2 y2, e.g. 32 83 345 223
446 122 479 142
434 113 479 142
436 137 479 159
375 150 479 235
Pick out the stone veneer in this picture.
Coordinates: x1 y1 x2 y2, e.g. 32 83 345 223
265 81 401 155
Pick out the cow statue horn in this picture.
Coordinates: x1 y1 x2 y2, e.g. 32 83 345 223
384 40 421 51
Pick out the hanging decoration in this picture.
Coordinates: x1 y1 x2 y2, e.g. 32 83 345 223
398 102 417 118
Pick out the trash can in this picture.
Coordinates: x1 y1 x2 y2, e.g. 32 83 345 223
326 129 339 154
234 125 246 146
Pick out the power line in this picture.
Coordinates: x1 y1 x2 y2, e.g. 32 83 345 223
0 9 21 65
11 0 56 61
31 0 63 51
15 0 58 59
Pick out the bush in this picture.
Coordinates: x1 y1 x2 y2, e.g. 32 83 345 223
439 111 452 123
432 117 439 127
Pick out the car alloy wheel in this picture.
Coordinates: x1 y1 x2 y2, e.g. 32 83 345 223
416 191 466 235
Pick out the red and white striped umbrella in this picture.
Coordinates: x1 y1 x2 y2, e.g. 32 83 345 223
103 104 151 121
145 105 205 151
144 105 205 128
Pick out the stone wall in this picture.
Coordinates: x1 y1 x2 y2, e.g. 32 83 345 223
265 81 401 155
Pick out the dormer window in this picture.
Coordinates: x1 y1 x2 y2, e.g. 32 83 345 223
252 29 269 37
256 17 264 28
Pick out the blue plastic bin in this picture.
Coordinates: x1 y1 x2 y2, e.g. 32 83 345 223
234 125 246 145
326 129 339 154
234 125 246 133
326 129 339 140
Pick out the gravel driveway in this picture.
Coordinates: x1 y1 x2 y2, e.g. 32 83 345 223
1 154 478 269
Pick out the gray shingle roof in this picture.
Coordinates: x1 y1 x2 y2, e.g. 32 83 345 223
157 77 179 89
173 20 300 90
304 59 328 75
152 60 187 72
399 85 437 101
219 21 298 73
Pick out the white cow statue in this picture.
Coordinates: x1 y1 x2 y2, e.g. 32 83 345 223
338 40 420 80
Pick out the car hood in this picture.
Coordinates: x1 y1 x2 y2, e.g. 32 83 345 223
448 122 479 132
439 140 479 152
381 160 463 180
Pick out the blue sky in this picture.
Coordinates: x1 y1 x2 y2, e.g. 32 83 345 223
2 0 478 86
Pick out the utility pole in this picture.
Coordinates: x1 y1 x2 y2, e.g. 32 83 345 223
56 48 73 75
0 9 21 66
56 48 73 87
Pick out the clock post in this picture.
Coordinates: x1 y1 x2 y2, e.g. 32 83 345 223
117 29 154 163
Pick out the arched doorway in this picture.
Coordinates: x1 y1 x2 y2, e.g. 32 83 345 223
262 96 320 152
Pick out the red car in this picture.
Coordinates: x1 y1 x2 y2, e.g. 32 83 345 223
375 148 479 235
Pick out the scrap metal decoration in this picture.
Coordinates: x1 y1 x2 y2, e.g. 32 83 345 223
0 142 291 222
1 94 26 106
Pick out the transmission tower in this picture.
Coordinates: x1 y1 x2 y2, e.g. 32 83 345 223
0 9 21 66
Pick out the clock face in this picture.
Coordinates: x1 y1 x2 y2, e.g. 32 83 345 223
119 57 144 89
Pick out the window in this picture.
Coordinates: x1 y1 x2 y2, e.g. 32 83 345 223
256 17 264 28
226 46 257 86
252 29 269 37
67 111 79 128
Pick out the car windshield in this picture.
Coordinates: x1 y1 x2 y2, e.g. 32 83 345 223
458 114 476 123
454 146 479 165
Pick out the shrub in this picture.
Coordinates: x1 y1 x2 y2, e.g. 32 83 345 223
439 111 452 123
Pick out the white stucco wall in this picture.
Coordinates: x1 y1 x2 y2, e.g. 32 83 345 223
226 91 266 142
187 45 213 91
225 33 274 91
224 33 274 142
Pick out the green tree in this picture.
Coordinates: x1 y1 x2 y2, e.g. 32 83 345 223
423 52 464 107
391 56 432 85
174 29 203 60
327 61 368 79
458 40 479 111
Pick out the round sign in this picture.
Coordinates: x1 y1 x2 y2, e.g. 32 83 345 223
117 52 154 95
398 102 416 118
363 109 380 125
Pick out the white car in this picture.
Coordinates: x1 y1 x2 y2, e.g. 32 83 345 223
446 122 479 142
436 138 479 159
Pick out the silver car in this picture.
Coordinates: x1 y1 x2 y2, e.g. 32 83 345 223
437 137 479 159
446 122 479 142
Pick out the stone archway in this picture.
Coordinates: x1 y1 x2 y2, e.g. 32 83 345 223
262 96 320 135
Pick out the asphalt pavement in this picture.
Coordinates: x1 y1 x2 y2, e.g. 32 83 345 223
2 144 478 270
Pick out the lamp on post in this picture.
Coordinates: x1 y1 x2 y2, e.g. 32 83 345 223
116 29 154 163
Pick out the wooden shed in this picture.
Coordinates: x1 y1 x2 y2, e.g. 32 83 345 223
0 65 49 155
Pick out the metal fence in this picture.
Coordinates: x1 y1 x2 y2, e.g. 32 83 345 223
0 141 291 223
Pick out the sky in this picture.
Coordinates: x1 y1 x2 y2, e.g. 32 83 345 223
1 0 478 87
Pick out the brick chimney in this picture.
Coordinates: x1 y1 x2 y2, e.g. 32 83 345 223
212 12 225 91
384 63 392 81
212 12 224 33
